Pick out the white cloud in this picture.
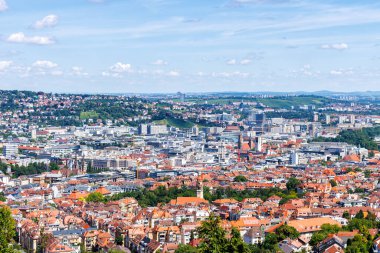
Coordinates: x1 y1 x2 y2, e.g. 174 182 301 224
109 62 132 73
102 62 132 78
330 68 354 76
152 59 168 65
240 59 252 65
0 60 12 72
32 60 58 69
71 66 89 76
51 70 63 76
0 0 7 12
167 71 180 77
212 71 250 78
227 59 237 65
227 58 252 65
33 15 59 29
320 43 349 50
6 32 55 45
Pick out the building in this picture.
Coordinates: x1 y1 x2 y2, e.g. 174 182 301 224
3 143 18 158
290 151 299 165
138 124 148 135
148 124 168 135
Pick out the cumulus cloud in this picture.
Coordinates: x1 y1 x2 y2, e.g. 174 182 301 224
33 15 59 29
330 68 354 76
227 58 252 65
0 60 12 72
240 59 252 65
102 62 133 77
51 70 64 76
152 59 168 65
0 0 7 11
227 59 237 65
6 32 55 45
167 71 180 77
320 43 349 50
109 62 132 73
32 60 58 69
212 71 250 78
71 66 89 77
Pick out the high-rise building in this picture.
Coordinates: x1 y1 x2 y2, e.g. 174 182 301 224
325 114 331 124
313 113 319 122
148 124 168 135
290 151 299 165
350 115 355 123
138 124 148 135
3 143 18 158
255 137 262 152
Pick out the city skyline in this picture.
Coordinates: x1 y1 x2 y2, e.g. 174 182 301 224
1 0 380 93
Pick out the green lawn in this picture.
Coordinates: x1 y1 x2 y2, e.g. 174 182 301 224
80 111 99 119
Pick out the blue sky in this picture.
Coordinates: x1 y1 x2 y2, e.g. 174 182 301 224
0 0 380 93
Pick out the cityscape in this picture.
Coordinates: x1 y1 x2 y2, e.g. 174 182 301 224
1 1 380 253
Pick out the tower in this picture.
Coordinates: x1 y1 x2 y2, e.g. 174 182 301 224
238 133 243 149
255 137 262 152
249 137 254 150
196 174 204 199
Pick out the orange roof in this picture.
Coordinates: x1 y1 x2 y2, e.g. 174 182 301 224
343 154 360 162
169 197 208 205
288 217 341 233
213 198 239 205
67 191 89 200
95 186 111 195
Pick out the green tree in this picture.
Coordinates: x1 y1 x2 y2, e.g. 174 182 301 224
0 206 16 252
234 175 248 182
197 214 228 253
345 235 370 253
329 179 337 187
355 210 364 219
343 211 351 220
309 224 341 246
85 192 105 203
226 227 250 253
175 244 199 253
276 225 300 241
49 162 60 170
197 214 249 253
115 236 123 245
286 177 301 191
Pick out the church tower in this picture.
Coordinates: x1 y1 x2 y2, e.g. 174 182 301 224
238 133 243 149
196 174 204 199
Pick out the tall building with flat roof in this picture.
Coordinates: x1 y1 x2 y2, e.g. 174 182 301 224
3 143 18 158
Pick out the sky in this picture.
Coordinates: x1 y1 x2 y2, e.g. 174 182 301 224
0 0 380 93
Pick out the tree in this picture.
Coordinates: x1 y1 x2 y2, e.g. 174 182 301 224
197 214 250 253
234 175 248 182
345 234 370 253
115 236 123 245
329 179 337 187
343 211 351 220
175 244 199 253
364 170 371 178
226 227 250 253
355 210 364 219
49 162 60 170
85 192 105 203
310 224 341 246
276 225 300 241
197 214 228 253
286 177 301 191
0 206 16 252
